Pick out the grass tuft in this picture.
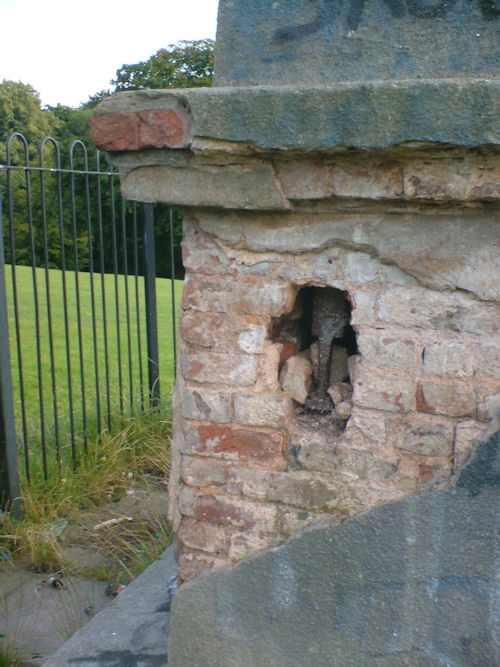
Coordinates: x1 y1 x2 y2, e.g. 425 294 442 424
0 406 172 574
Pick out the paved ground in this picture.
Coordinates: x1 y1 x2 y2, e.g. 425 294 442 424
43 546 176 667
0 482 172 665
0 564 112 664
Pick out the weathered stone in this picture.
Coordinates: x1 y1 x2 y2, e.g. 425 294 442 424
182 423 287 470
332 159 403 199
404 156 500 201
181 350 257 387
477 340 500 380
233 393 292 429
422 340 475 378
122 162 291 210
453 420 489 471
180 456 228 488
397 416 455 458
346 354 362 383
177 550 227 583
334 400 352 420
237 325 268 354
228 532 281 562
177 517 230 556
258 342 282 392
169 432 500 667
327 382 352 405
94 81 500 154
418 456 452 488
196 209 500 301
279 353 313 405
178 485 278 533
354 372 414 414
215 0 500 86
181 225 235 276
358 328 419 371
227 468 341 512
182 387 232 423
416 382 476 418
477 392 500 423
275 161 334 200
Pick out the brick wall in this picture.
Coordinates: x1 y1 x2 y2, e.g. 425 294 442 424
170 147 500 582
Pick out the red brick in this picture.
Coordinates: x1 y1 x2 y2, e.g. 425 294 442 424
91 108 190 152
177 550 226 583
177 517 230 556
228 531 281 561
179 486 278 532
182 387 232 423
182 228 234 276
332 159 403 199
181 350 257 386
180 311 228 348
275 339 297 369
418 457 452 487
233 393 292 428
354 372 414 413
182 423 287 469
416 382 476 418
180 456 228 487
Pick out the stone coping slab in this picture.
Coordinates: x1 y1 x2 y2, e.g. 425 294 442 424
214 0 500 87
92 79 500 154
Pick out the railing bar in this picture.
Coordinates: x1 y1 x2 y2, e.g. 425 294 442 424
110 177 124 416
26 151 48 480
69 146 87 462
0 165 118 177
169 208 177 374
54 150 76 463
95 152 112 431
39 141 60 472
143 204 160 407
0 168 21 513
121 201 134 414
5 152 30 481
132 206 145 411
83 153 101 444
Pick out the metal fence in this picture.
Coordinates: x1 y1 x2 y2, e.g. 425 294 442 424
0 133 178 511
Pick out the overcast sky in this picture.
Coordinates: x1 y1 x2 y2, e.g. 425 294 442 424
0 0 219 108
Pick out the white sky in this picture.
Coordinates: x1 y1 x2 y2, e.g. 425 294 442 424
0 0 219 108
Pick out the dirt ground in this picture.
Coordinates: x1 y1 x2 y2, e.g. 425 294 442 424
0 481 169 665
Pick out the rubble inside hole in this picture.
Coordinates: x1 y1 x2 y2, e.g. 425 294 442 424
273 286 359 449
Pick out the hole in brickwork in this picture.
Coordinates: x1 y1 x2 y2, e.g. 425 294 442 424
272 286 358 466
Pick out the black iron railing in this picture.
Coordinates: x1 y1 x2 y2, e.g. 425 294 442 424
0 133 178 508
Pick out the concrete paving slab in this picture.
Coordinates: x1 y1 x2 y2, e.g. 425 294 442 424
0 565 111 665
43 546 176 667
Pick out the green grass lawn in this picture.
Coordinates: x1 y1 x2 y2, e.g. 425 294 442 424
4 264 183 480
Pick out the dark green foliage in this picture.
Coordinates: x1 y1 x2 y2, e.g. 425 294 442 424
112 39 214 91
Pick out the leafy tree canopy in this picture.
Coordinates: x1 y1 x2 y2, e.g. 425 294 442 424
111 39 214 92
0 80 60 160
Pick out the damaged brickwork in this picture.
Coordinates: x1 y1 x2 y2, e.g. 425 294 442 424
159 146 500 582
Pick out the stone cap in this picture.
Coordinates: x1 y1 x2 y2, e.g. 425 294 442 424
214 0 500 87
92 79 500 153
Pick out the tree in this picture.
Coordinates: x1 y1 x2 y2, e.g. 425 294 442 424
0 80 58 154
112 39 214 92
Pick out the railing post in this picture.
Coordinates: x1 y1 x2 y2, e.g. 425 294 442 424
0 174 21 515
143 203 160 407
